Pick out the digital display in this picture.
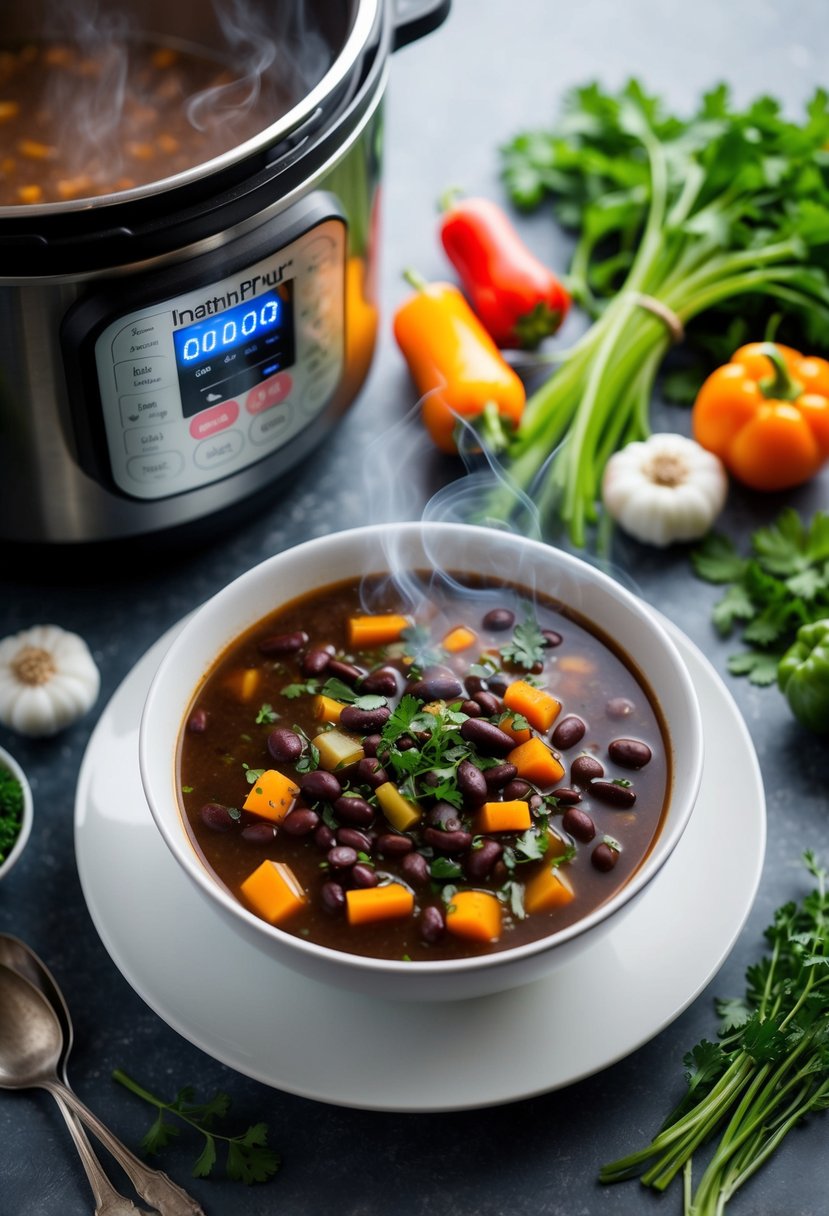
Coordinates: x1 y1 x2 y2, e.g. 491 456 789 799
172 284 295 418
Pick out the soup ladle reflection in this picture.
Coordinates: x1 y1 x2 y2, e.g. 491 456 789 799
0 960 205 1216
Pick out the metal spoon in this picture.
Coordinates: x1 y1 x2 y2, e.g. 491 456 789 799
0 934 150 1215
0 960 205 1216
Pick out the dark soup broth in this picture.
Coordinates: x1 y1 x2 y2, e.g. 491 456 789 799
178 571 670 962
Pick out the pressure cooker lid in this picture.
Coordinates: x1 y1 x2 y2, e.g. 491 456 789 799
0 0 379 217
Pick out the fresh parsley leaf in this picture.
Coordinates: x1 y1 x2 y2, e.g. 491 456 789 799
430 857 463 880
692 533 748 584
500 608 546 670
281 680 319 700
726 650 782 685
242 765 266 785
255 703 279 725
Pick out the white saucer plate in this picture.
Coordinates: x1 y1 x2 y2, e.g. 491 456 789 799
75 617 765 1112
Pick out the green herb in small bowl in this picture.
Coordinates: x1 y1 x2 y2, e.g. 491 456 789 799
0 745 33 879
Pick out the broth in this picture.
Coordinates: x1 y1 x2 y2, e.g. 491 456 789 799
178 572 671 962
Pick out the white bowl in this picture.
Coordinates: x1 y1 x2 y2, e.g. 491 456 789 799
140 522 703 1001
0 744 33 881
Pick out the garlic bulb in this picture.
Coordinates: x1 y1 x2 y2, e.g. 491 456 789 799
0 625 100 737
602 433 728 547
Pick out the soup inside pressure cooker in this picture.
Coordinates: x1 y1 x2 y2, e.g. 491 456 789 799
0 38 289 206
178 571 671 962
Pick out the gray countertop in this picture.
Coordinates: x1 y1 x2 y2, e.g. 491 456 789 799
2 1 829 1213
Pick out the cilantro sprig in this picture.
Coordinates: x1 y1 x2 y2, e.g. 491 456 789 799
381 694 470 807
692 508 829 684
112 1070 280 1184
499 609 547 670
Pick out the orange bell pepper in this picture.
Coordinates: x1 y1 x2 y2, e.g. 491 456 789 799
392 271 526 454
692 343 829 491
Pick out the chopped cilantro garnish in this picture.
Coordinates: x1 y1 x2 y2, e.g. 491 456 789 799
500 608 547 670
255 703 279 725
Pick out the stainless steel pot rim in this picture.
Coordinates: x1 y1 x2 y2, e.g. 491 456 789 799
0 0 381 220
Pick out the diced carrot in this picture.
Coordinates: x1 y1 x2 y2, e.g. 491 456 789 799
376 782 422 831
224 667 261 702
476 800 532 833
446 890 502 943
313 728 365 770
346 882 415 925
499 714 532 745
242 768 299 824
558 655 595 675
508 736 565 787
312 694 344 724
347 613 410 650
524 864 575 915
240 860 306 925
442 625 478 653
503 679 562 732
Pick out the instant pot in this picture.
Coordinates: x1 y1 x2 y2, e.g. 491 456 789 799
0 0 449 545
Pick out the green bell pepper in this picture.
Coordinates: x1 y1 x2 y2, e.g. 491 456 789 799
778 619 829 733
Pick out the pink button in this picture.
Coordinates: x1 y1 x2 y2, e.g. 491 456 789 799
246 372 293 415
189 400 240 440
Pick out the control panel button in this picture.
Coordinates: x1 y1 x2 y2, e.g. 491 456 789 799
119 390 178 428
194 430 244 470
249 404 294 446
126 451 185 484
124 425 177 456
189 400 240 440
246 372 293 415
112 315 167 363
115 357 173 395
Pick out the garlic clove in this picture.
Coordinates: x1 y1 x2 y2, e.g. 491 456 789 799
0 625 100 737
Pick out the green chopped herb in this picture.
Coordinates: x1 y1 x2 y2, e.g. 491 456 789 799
430 857 463 881
500 609 547 670
255 703 279 725
0 768 24 865
280 680 320 700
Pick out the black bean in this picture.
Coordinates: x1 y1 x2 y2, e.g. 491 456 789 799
592 841 620 871
241 822 276 845
551 715 586 750
503 778 533 801
334 795 375 826
464 839 503 879
301 645 334 676
327 658 365 684
460 717 514 756
339 704 391 734
570 755 604 786
541 629 563 648
327 845 358 869
267 726 303 763
606 696 635 719
408 673 464 701
281 807 320 837
591 781 637 808
608 738 653 769
551 786 581 805
355 756 387 788
337 827 374 853
461 699 482 717
487 672 510 696
457 759 488 806
376 833 414 856
360 667 400 696
422 827 472 854
401 852 430 885
420 904 446 943
562 807 596 842
362 733 382 758
314 824 336 851
482 607 515 631
484 763 518 790
426 802 464 831
300 770 342 803
187 707 208 733
472 690 502 716
464 673 488 695
258 630 309 656
351 863 379 888
321 880 346 914
199 803 236 832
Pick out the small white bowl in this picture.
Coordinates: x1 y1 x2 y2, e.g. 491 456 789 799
0 745 33 881
140 522 703 1002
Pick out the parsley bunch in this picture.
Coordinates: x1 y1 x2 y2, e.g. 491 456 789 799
490 82 829 546
0 769 24 864
600 852 829 1213
692 507 829 685
113 1070 280 1185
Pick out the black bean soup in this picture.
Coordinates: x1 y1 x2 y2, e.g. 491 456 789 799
178 571 670 962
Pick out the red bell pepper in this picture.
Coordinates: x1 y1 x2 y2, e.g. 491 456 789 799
439 194 570 350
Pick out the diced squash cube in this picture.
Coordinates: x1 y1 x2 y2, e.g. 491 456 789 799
442 625 478 653
243 768 300 823
240 860 306 925
503 680 562 733
346 882 414 925
376 781 423 831
508 736 565 787
523 864 575 915
476 800 532 834
312 694 344 724
499 714 532 745
558 655 594 675
224 667 261 703
312 728 365 770
348 613 410 649
446 890 502 943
